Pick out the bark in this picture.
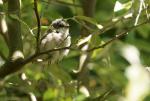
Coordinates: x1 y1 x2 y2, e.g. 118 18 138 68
7 0 23 55
0 0 24 78
82 0 96 17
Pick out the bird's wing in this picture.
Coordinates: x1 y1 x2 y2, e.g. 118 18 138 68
40 32 54 51
54 34 71 60
40 28 53 43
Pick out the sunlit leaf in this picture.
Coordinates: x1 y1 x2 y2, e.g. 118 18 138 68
114 1 132 12
96 24 103 29
77 34 92 46
114 1 132 17
79 86 90 97
114 1 123 12
43 88 58 101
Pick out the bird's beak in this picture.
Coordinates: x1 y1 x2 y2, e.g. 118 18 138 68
65 24 70 28
65 25 70 28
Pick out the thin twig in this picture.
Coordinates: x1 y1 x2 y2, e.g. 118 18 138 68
34 0 41 53
73 18 93 32
41 0 81 8
87 20 149 52
23 45 75 65
134 0 144 26
87 31 128 52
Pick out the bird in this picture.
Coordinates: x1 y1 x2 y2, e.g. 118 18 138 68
38 18 71 64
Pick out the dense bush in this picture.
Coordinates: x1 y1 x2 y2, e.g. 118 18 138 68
0 0 150 101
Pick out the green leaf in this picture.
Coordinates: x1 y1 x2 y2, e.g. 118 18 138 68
9 14 34 36
89 34 101 48
43 88 58 101
137 24 150 38
114 1 132 12
132 39 150 52
47 64 72 83
74 16 97 25
89 34 103 59
114 1 132 17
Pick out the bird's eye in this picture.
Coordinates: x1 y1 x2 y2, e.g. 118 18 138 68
52 23 63 29
58 23 64 27
52 23 59 29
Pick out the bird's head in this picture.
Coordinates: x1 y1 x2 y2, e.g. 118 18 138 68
51 18 69 34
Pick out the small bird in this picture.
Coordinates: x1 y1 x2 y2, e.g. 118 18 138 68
38 18 71 64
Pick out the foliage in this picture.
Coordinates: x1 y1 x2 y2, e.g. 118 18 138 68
0 0 150 101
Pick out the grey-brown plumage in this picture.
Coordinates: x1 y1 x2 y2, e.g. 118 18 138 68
39 18 71 63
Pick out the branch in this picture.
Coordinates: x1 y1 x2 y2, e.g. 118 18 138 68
34 0 41 53
0 0 23 78
99 4 150 35
23 45 74 65
82 0 96 17
87 20 149 52
87 31 128 52
7 0 23 56
0 46 73 78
